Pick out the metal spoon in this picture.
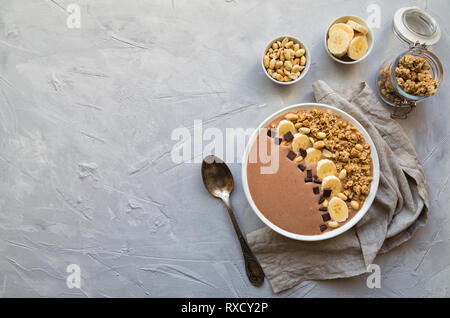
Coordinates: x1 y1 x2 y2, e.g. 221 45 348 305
201 155 265 287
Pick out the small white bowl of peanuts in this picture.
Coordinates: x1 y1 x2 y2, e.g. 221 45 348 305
262 36 310 85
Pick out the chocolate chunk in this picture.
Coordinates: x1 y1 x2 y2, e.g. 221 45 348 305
267 128 276 138
320 224 328 232
283 131 294 142
323 188 332 198
305 178 312 183
306 169 312 178
287 151 297 161
274 138 282 146
321 213 331 222
299 148 307 157
314 179 322 184
298 164 306 172
318 195 325 204
313 187 320 195
319 207 328 212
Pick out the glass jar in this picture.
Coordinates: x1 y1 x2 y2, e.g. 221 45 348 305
375 7 443 119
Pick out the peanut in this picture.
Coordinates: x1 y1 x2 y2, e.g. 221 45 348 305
295 48 305 57
269 58 276 70
289 73 298 80
328 221 339 228
350 200 360 210
285 113 298 121
263 55 270 68
299 127 310 134
314 141 325 149
292 64 301 73
339 169 347 180
322 149 333 158
300 55 306 66
284 60 293 71
284 50 291 60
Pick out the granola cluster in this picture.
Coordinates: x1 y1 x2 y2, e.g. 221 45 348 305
378 54 439 104
279 109 373 204
396 54 439 96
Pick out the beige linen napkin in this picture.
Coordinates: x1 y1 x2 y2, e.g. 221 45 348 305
246 80 429 293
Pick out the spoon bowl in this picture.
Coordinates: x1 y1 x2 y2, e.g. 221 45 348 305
201 156 234 199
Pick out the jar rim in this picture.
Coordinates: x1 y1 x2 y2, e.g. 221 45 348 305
393 7 441 46
403 8 437 38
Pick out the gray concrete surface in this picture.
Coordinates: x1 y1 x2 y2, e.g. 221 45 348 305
0 0 449 297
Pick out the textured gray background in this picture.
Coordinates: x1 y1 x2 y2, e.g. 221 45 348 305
0 0 449 297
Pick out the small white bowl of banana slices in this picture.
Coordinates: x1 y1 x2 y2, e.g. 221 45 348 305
325 16 373 64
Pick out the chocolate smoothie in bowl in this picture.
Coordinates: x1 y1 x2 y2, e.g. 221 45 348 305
243 104 379 240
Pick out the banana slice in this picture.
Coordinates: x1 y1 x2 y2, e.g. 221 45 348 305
329 23 354 41
321 175 342 197
277 120 296 137
348 35 368 61
327 29 350 58
304 148 322 164
346 19 368 35
292 134 311 153
328 197 349 222
317 159 337 179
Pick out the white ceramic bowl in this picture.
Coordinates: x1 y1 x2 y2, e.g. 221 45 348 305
241 103 380 241
261 35 311 85
324 16 374 64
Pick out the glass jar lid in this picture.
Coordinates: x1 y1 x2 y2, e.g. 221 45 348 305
393 7 441 46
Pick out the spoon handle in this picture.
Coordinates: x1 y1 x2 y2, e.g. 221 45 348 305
222 196 265 287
